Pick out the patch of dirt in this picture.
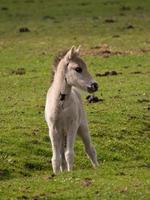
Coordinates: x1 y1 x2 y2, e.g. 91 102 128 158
113 95 121 99
140 48 150 53
83 44 128 57
79 2 90 6
42 16 56 20
86 95 104 103
32 196 40 200
11 68 26 75
130 71 142 74
32 193 50 200
126 24 134 29
137 99 149 103
24 0 34 3
90 44 112 57
116 171 126 176
19 171 31 177
48 173 56 179
81 178 93 187
96 70 121 77
128 115 138 120
123 65 129 68
117 186 128 193
17 195 29 200
1 7 8 10
24 162 43 170
104 18 116 23
132 181 142 188
120 6 131 11
112 34 120 38
32 128 40 136
82 44 150 57
19 27 30 32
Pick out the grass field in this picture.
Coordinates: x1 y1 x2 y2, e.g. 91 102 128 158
0 0 150 199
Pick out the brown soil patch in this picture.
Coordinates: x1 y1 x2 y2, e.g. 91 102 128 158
80 178 93 187
96 70 122 77
82 44 150 57
104 18 116 23
19 27 30 33
11 68 26 75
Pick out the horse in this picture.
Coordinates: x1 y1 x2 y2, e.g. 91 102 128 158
45 46 99 174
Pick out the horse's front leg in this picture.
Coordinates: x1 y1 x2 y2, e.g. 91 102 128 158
78 122 99 168
60 135 67 172
49 126 61 174
65 126 77 171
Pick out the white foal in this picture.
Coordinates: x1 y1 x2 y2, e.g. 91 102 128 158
45 46 99 174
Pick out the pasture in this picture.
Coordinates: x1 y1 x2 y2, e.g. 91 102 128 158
0 0 150 199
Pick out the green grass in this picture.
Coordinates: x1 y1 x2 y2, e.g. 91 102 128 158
0 0 150 199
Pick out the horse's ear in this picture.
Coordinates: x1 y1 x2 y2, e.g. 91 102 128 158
65 46 75 61
76 45 81 55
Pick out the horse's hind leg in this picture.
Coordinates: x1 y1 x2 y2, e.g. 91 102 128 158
49 126 61 174
78 123 99 167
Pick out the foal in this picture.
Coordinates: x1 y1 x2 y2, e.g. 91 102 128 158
45 46 99 174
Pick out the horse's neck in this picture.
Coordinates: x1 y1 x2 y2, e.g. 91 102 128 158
52 66 71 100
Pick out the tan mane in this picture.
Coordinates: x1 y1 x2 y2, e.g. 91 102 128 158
51 48 80 81
52 49 69 80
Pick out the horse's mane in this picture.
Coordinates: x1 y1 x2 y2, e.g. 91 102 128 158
51 49 69 80
51 48 80 82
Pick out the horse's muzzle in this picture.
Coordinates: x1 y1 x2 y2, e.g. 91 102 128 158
87 82 98 93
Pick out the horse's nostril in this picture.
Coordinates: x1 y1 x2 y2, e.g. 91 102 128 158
91 82 98 91
87 82 98 93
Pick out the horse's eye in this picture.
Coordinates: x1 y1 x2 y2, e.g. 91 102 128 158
75 67 82 73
